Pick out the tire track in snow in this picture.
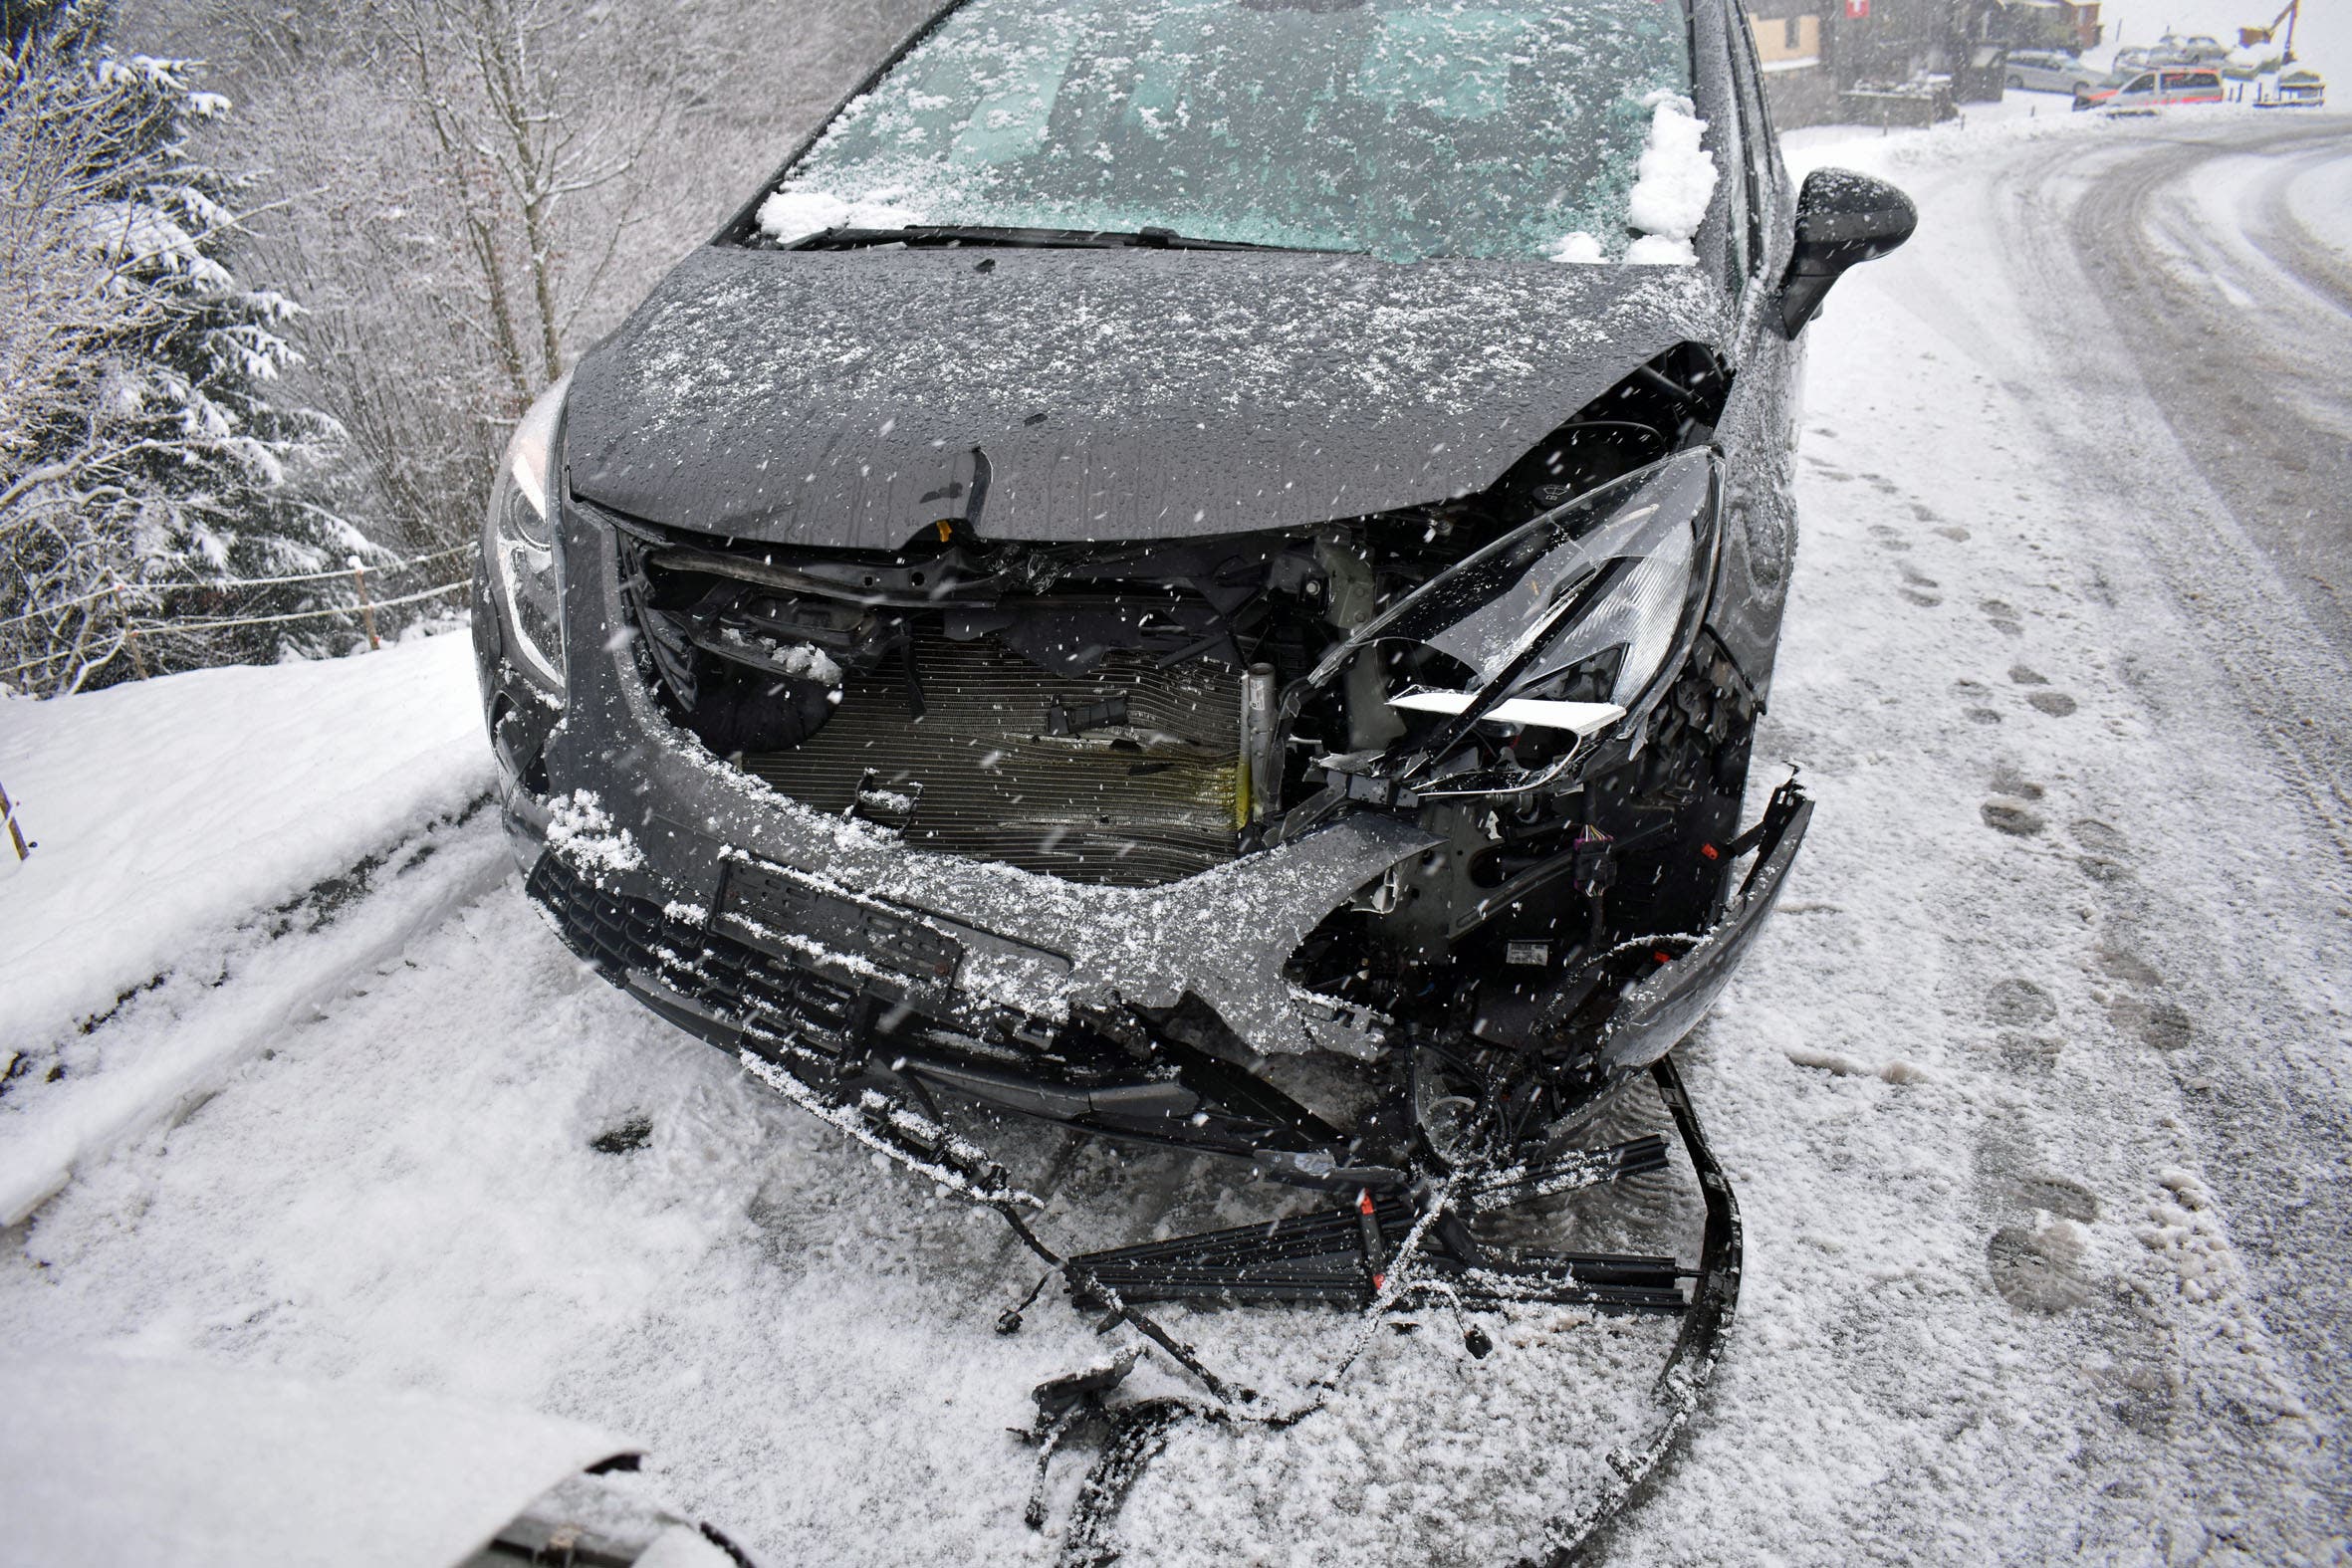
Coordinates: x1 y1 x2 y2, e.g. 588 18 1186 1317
2064 117 2352 695
2246 141 2352 320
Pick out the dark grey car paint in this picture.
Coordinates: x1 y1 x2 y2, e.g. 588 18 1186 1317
558 0 1803 680
562 248 1730 551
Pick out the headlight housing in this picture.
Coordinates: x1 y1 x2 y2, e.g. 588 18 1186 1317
483 375 571 693
1308 451 1722 794
1471 451 1718 716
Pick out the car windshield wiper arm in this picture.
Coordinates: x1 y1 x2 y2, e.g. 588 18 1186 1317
784 223 1348 255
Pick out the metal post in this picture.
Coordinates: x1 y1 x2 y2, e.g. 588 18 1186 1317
352 557 380 650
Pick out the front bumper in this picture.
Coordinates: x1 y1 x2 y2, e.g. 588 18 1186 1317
509 504 1438 1064
493 502 1809 1096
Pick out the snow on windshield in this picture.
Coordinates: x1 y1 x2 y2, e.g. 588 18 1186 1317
1622 90 1717 263
760 0 1697 265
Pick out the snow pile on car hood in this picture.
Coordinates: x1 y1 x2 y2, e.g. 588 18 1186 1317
754 188 927 246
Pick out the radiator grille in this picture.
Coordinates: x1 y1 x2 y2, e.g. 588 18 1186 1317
741 635 1243 887
527 854 859 1047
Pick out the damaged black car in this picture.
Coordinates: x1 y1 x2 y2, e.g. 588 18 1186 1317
474 0 1913 1222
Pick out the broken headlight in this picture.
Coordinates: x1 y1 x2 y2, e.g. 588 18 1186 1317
483 375 571 693
1312 451 1722 792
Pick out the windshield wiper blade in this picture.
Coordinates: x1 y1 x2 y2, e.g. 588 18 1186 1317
786 223 1344 254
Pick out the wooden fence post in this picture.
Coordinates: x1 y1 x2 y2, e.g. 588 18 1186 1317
117 584 148 680
0 781 30 861
352 557 380 650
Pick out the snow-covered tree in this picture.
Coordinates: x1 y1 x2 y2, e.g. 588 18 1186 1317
117 0 936 572
0 0 359 695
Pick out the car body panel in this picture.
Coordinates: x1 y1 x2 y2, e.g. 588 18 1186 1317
0 1358 637 1568
2005 51 2098 94
2077 67 2227 111
537 523 1445 1057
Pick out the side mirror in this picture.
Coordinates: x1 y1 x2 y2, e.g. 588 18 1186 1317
1778 169 1918 338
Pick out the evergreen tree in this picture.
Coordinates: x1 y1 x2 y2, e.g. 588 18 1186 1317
0 0 361 694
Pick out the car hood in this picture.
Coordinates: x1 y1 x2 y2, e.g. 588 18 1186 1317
564 244 1731 550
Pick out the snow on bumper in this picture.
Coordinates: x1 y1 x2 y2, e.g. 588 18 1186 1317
512 519 1441 1059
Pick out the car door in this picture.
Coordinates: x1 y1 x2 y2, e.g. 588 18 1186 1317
2116 72 2157 109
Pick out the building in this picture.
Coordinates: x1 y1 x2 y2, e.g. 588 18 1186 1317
2004 0 2103 51
1745 0 1842 126
1745 0 2074 125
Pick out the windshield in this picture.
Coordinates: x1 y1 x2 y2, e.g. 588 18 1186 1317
762 0 1700 265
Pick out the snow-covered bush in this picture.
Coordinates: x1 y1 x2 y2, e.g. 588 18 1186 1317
0 0 357 695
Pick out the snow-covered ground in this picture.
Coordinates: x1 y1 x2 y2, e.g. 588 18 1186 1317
5 108 2350 1565
0 632 497 1226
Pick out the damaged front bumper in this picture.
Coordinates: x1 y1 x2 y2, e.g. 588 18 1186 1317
486 438 1809 1178
513 507 1446 1043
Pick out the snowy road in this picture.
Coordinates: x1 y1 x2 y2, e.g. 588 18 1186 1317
1610 107 2352 1560
1991 110 2352 1526
5 110 2351 1566
2049 114 2352 659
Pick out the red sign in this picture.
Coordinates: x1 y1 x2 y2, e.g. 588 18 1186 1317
1846 0 1870 16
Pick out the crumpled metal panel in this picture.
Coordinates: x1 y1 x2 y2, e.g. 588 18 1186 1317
564 244 1730 549
1598 790 1812 1072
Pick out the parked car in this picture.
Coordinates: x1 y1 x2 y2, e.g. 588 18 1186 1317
475 0 1913 1190
2157 32 2232 63
2113 34 2229 74
2258 65 2327 107
2005 49 2100 95
2075 67 2227 111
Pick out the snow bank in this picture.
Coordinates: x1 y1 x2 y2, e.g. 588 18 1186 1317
0 631 492 1047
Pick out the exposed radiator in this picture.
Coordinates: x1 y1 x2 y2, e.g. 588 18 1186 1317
741 634 1243 887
